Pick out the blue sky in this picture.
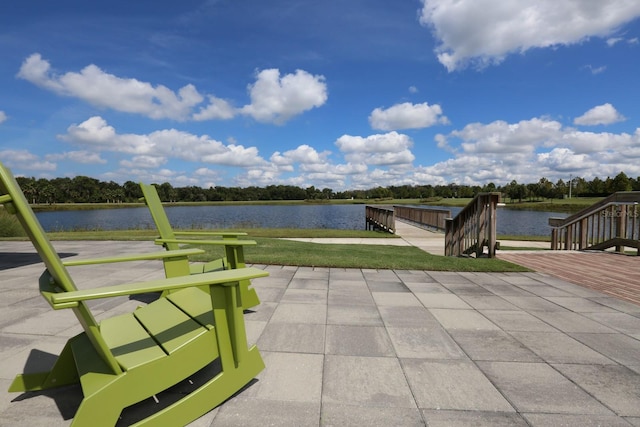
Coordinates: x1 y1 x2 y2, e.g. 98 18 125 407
1 0 640 190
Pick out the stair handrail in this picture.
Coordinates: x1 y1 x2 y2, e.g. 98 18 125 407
549 191 640 254
444 192 500 258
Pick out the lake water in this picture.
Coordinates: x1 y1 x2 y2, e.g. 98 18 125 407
35 204 567 237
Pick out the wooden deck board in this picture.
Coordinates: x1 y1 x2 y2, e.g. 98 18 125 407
499 251 640 306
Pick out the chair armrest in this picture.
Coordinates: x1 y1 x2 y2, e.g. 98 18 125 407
155 238 257 247
173 231 248 238
62 248 205 266
45 267 268 309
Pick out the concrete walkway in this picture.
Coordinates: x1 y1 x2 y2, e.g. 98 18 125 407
1 240 640 426
284 219 550 256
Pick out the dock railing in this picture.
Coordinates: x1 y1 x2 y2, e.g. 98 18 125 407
549 191 640 255
365 205 395 233
444 193 500 258
393 205 451 232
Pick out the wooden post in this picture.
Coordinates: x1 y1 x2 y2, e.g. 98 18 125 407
444 218 452 256
487 194 498 258
579 218 588 250
616 205 627 253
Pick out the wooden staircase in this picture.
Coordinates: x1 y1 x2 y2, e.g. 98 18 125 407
549 191 640 255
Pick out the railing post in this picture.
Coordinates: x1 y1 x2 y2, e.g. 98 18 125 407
616 205 627 253
487 194 498 258
444 218 453 256
476 196 485 257
579 218 588 250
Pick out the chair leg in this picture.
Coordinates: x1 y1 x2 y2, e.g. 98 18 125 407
9 339 79 392
240 279 261 309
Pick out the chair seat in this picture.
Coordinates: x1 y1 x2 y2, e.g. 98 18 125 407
100 289 215 371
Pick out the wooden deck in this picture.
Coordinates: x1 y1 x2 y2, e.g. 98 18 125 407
499 251 640 306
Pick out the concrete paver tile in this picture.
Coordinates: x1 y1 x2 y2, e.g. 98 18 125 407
588 297 640 315
501 296 567 311
514 284 575 298
366 281 410 293
523 413 636 427
458 295 519 310
553 364 640 417
449 330 542 362
321 403 424 427
371 292 421 307
280 288 327 304
377 306 439 328
212 399 320 427
402 359 514 412
327 288 375 306
583 312 640 335
244 352 324 402
322 355 416 408
479 310 557 332
387 326 466 359
257 323 325 353
531 310 617 333
288 278 329 290
422 410 528 426
570 332 640 367
441 282 494 296
326 304 383 326
544 296 619 312
478 361 614 415
415 293 472 309
509 331 615 364
325 325 395 357
269 303 327 324
429 309 500 331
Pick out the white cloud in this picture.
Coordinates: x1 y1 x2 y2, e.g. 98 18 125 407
0 111 6 124
336 131 415 166
46 150 107 164
443 118 563 154
18 53 203 120
584 65 607 75
607 37 624 47
270 144 330 167
18 53 327 124
59 116 267 168
0 149 56 171
537 148 599 172
369 102 449 130
419 0 640 71
240 69 327 125
192 96 236 121
120 156 167 169
574 103 626 126
427 113 640 186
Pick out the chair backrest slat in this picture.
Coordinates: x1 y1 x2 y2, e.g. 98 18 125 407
139 183 180 250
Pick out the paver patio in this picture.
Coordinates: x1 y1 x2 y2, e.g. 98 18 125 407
1 240 640 426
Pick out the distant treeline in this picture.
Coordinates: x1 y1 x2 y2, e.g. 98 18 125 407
14 171 639 204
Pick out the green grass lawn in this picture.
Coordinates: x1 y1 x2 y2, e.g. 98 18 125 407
186 236 529 272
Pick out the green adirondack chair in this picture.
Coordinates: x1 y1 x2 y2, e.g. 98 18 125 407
139 182 260 308
1 162 268 426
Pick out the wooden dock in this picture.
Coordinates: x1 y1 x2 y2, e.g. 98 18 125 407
499 251 640 306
